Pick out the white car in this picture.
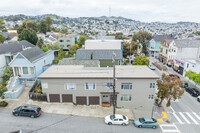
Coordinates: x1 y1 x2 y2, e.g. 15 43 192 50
149 65 156 70
197 96 200 102
104 114 129 125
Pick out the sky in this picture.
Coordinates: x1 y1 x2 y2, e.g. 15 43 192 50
0 0 200 23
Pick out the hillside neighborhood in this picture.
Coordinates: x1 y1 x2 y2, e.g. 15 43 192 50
0 14 200 133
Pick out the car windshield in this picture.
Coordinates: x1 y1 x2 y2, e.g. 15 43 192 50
110 115 115 120
123 115 126 120
37 108 41 112
139 118 145 123
152 118 157 122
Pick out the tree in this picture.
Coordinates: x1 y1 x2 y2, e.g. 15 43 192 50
185 70 200 86
156 73 185 107
18 28 38 45
0 19 7 32
45 16 53 32
39 20 48 34
60 28 68 34
1 66 13 82
132 55 149 66
52 42 60 50
36 37 44 48
69 45 77 57
78 35 87 48
132 31 152 55
17 19 38 34
0 34 6 44
123 41 139 58
41 44 51 52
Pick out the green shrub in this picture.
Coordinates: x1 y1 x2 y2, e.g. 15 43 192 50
53 58 59 64
0 101 8 107
1 66 13 81
34 87 42 94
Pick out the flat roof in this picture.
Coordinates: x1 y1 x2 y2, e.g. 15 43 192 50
39 65 160 79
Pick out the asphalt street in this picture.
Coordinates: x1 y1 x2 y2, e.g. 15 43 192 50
0 108 161 133
151 60 200 133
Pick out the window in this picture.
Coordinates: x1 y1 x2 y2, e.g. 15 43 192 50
30 67 34 75
107 82 113 88
103 95 108 98
85 83 96 90
42 83 48 89
187 64 189 68
150 83 155 88
66 40 70 42
121 83 132 90
59 40 63 42
64 83 76 90
166 49 168 54
120 94 131 101
148 94 154 100
22 67 28 74
60 45 64 47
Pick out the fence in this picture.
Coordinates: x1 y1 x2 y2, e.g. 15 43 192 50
29 80 47 101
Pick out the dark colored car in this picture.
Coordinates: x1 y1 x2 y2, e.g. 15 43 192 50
12 105 41 118
169 74 180 79
186 87 200 97
183 81 188 88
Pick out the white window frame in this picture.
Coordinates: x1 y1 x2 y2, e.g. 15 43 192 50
121 83 132 90
22 67 29 75
150 83 156 88
120 94 132 101
148 94 154 100
85 82 96 90
64 83 76 90
30 67 35 75
42 83 48 89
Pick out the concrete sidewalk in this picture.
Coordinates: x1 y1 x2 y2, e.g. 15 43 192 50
3 88 134 120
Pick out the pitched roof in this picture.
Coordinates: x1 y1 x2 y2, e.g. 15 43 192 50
76 49 123 60
20 46 50 63
153 35 174 42
174 40 200 48
0 40 35 55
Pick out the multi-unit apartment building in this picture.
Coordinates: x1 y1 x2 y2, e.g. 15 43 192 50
39 65 159 116
58 34 79 50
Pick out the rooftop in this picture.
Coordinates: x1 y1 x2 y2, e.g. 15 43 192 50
174 39 200 48
0 40 35 55
39 65 160 79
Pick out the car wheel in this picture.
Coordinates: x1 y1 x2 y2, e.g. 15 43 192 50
152 126 157 129
138 125 142 128
122 123 126 126
198 99 200 102
14 113 19 116
30 115 35 118
108 122 112 125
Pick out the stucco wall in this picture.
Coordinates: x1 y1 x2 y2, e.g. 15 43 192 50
41 78 157 112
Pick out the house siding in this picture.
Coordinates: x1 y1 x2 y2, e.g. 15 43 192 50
41 78 156 114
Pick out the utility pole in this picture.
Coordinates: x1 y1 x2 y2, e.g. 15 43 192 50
112 52 116 115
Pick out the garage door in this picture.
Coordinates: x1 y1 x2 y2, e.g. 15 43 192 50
89 96 100 105
76 96 87 105
62 94 73 102
49 94 60 102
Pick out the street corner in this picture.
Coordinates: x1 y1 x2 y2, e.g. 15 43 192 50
156 112 168 123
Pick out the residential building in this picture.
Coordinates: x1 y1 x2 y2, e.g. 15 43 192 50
0 41 35 80
147 35 174 58
159 39 173 66
172 40 200 75
58 34 79 50
4 47 54 98
39 65 159 116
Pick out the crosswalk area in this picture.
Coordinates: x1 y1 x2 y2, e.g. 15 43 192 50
171 112 200 125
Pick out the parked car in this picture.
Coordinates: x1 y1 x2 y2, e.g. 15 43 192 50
149 65 156 70
183 81 188 88
186 87 200 97
169 74 180 79
134 117 158 129
105 114 129 125
197 96 200 102
12 105 41 118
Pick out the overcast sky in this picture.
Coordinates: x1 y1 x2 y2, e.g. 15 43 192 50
0 0 200 23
